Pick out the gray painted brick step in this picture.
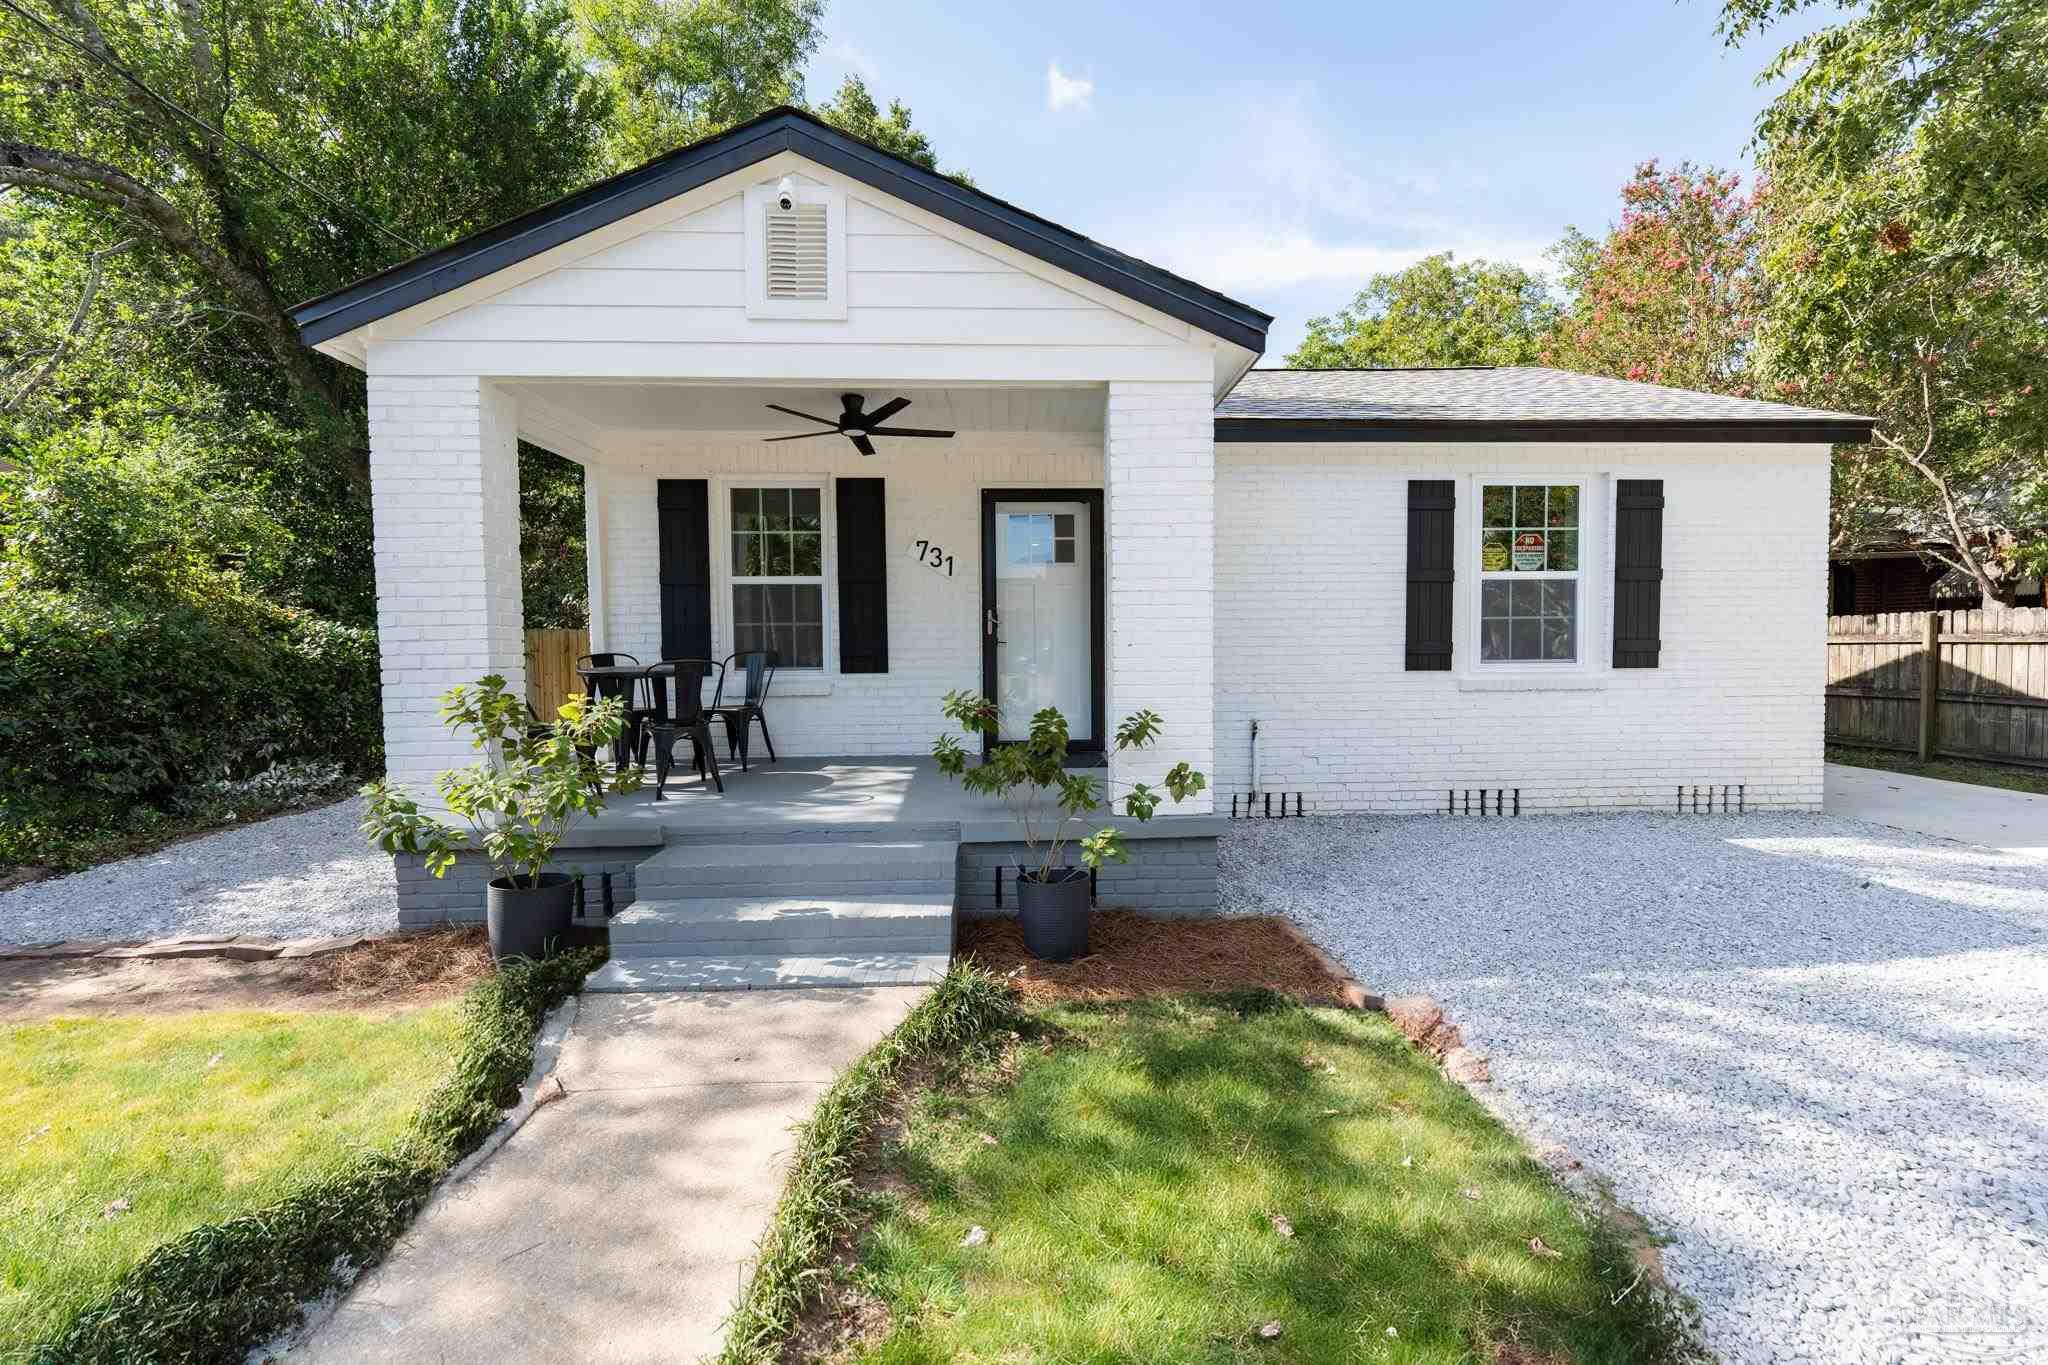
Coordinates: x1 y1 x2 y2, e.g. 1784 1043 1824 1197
635 839 958 896
585 953 949 993
610 894 954 954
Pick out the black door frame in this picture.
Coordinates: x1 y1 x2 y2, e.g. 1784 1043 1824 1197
980 488 1106 759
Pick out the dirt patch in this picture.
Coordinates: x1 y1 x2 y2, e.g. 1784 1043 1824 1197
0 927 491 1020
958 911 1357 1005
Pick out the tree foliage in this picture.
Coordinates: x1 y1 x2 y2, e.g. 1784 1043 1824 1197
570 0 822 170
811 74 969 184
1288 253 1555 369
1724 0 2048 592
1542 162 1766 397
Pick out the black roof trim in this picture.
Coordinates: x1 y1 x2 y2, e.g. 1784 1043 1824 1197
1213 417 1875 444
291 107 1271 352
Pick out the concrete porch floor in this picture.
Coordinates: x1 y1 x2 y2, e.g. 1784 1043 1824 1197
574 755 1226 845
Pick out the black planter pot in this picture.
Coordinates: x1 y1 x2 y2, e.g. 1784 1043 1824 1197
486 873 576 963
1015 866 1091 962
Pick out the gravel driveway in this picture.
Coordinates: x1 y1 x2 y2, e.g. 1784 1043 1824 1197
2 801 396 944
1222 813 2048 1365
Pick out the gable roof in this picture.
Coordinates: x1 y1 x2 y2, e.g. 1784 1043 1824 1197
289 106 1271 353
1215 367 1873 443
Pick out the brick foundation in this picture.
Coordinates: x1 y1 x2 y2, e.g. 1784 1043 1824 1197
955 836 1219 918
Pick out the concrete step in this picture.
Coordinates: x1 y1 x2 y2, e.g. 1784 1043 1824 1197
585 952 950 993
657 822 961 847
609 894 953 957
634 839 958 897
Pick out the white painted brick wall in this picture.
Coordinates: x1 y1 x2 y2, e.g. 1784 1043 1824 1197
1213 441 1829 812
591 430 1104 757
366 374 527 792
1105 381 1216 812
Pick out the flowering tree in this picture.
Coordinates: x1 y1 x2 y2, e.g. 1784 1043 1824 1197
1543 162 1766 397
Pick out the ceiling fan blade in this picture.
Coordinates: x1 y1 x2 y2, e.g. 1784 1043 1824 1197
764 402 838 427
864 396 911 425
865 426 955 438
850 432 877 457
764 430 834 442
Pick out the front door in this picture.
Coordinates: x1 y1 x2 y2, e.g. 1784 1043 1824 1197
982 491 1103 750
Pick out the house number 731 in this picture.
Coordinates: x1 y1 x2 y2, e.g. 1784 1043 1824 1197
913 540 954 576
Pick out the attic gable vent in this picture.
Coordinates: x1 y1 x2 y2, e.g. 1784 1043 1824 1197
765 202 829 300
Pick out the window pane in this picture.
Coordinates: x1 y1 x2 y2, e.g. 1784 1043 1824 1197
733 534 762 576
1481 619 1510 660
1482 485 1513 528
791 487 821 531
1481 581 1509 616
1515 486 1547 527
791 532 821 576
1547 530 1579 572
762 487 792 532
1510 529 1547 572
1481 529 1511 573
1511 618 1542 660
1053 538 1075 564
1053 513 1074 538
732 488 762 532
1547 485 1578 528
1510 579 1545 616
1542 580 1578 618
764 533 791 576
1544 616 1577 660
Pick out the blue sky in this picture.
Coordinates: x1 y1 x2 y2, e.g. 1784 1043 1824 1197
806 0 1812 359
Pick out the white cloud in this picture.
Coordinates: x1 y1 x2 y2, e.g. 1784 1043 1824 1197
1157 233 1552 295
1046 62 1094 113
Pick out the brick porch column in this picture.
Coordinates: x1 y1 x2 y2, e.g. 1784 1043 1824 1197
366 374 526 793
1103 379 1216 813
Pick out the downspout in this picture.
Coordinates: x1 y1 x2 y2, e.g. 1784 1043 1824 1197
1248 718 1261 796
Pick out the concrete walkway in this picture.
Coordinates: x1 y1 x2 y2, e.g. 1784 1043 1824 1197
1825 760 2048 855
289 986 926 1364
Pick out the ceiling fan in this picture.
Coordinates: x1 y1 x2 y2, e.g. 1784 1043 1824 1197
764 393 954 457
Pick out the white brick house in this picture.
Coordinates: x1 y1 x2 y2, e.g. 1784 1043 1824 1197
294 108 1869 926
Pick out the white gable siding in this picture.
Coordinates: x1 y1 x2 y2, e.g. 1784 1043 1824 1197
365 157 1216 386
1212 441 1829 812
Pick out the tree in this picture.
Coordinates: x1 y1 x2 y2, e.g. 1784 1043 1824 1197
1288 253 1555 369
0 0 609 467
1542 162 1765 396
811 74 970 184
571 0 822 169
1724 0 2048 595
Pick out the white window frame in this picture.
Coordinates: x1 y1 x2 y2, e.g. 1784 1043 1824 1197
716 477 833 676
743 180 847 320
1458 472 1610 690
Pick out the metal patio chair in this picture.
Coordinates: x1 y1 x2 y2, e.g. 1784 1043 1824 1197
712 650 779 771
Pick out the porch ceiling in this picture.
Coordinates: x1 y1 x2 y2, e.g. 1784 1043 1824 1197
506 381 1105 441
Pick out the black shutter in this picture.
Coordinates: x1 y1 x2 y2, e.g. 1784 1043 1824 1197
656 479 711 660
836 477 889 673
1405 480 1456 671
1613 479 1665 668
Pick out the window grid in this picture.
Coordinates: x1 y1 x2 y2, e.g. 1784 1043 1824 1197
1479 482 1581 663
730 486 825 669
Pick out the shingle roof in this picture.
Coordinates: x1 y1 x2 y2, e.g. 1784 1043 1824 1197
1214 367 1872 443
291 106 1270 353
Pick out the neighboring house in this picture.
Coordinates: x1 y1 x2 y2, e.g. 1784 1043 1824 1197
292 107 1872 925
1830 541 2047 614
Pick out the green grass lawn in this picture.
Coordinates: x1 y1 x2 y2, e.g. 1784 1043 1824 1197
0 1006 461 1357
1827 743 2048 797
848 995 1691 1365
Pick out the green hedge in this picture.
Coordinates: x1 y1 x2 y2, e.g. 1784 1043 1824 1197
34 948 603 1365
0 587 380 817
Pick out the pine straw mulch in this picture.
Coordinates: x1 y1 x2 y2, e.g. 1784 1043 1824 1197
319 925 495 1004
957 910 1355 1006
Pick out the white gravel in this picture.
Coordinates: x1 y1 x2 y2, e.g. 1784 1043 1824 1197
1222 812 2048 1365
1 800 397 944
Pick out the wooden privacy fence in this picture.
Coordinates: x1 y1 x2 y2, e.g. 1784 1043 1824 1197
524 627 591 721
1826 609 2048 768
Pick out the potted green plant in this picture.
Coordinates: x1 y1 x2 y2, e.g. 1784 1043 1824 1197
360 675 643 961
933 692 1206 961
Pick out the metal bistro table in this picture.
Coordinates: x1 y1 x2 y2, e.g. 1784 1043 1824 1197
574 664 648 768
